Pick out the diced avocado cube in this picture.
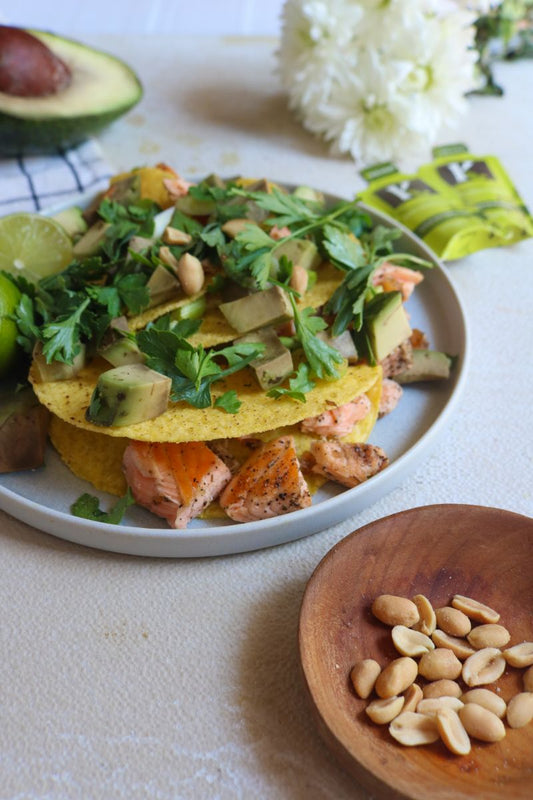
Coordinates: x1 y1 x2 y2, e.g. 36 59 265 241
86 364 171 427
292 185 325 205
0 387 50 473
32 341 86 382
105 174 142 207
174 194 216 217
236 327 294 389
274 238 322 271
219 286 293 334
365 291 412 362
395 349 452 384
146 265 181 308
72 220 110 259
98 317 144 367
317 329 358 363
52 206 88 240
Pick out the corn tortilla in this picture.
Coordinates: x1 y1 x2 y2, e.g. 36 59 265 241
32 358 381 443
48 371 381 501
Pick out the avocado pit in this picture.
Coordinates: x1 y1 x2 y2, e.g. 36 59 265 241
0 26 72 97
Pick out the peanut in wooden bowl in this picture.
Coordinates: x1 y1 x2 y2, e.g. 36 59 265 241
298 504 533 800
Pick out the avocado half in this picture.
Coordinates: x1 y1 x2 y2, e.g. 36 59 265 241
0 30 142 155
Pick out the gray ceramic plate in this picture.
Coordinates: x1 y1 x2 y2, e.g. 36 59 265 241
0 196 468 557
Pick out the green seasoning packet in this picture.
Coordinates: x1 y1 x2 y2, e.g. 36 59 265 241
420 143 533 248
359 149 533 260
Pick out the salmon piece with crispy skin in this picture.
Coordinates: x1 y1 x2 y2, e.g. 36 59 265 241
300 394 371 437
219 436 312 522
307 440 389 488
122 440 232 529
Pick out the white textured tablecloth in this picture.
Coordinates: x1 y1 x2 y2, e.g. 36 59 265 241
0 36 532 800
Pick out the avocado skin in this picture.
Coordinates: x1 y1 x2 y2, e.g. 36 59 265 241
0 31 142 155
0 104 140 155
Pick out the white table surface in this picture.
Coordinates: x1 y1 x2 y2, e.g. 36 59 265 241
1 35 532 800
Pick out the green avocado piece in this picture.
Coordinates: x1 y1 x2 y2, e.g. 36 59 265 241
0 30 142 155
86 364 171 427
51 206 88 240
146 265 181 308
292 185 325 205
98 317 144 367
174 194 216 217
72 220 110 259
219 286 293 334
395 349 452 384
0 386 50 473
32 341 86 382
236 327 293 389
274 238 322 271
365 291 412 362
317 329 358 363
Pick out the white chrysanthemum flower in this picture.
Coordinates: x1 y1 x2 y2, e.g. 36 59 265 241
278 0 480 165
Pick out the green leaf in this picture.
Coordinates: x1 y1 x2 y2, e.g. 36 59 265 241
322 224 365 270
267 362 316 402
214 390 241 413
290 299 343 379
40 297 90 363
71 488 136 524
235 224 275 251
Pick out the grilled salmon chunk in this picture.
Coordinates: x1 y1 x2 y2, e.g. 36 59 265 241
122 440 232 528
219 435 312 522
307 440 389 488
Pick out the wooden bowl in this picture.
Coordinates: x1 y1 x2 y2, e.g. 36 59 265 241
299 504 533 800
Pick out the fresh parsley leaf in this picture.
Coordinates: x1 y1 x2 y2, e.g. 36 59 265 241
325 263 375 336
232 187 320 228
40 297 90 363
322 224 365 271
71 488 136 524
267 362 316 402
290 298 343 379
214 390 241 413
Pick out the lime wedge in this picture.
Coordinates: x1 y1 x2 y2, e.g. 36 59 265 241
0 213 74 282
0 273 21 377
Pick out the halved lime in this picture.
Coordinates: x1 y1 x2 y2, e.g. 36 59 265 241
0 273 22 377
0 213 73 282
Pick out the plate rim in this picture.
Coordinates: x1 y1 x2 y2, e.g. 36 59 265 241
0 195 469 557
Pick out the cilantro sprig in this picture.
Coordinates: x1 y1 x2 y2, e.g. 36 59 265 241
136 322 264 408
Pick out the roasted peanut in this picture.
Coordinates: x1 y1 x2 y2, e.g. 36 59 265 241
392 625 434 657
451 595 500 624
503 642 533 668
162 226 192 246
158 245 180 269
462 688 506 719
289 264 308 296
506 692 533 728
375 657 418 698
431 629 475 660
459 703 506 742
412 594 436 636
462 647 506 687
436 708 471 756
371 595 419 627
418 648 462 681
524 665 533 692
417 696 464 717
350 659 381 699
366 695 405 724
435 607 471 637
176 253 205 296
402 683 423 713
389 711 440 746
423 679 462 699
467 624 510 650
